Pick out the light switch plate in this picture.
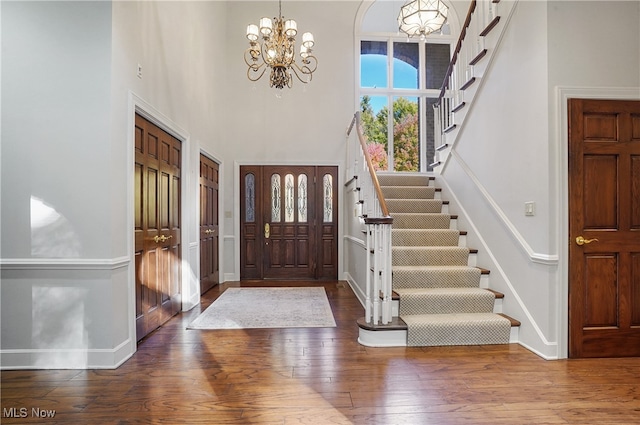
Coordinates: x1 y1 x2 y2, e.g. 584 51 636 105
524 201 535 216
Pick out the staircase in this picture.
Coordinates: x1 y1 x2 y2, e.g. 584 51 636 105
357 173 519 347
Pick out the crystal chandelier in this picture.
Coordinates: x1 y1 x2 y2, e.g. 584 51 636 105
245 0 317 90
398 0 448 39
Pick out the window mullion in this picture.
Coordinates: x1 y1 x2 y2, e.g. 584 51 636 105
387 39 394 171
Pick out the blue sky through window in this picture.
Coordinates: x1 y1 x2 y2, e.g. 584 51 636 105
361 54 418 113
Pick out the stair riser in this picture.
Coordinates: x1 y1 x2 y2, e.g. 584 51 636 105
382 187 436 199
377 176 433 187
392 269 482 289
391 298 502 317
397 288 497 316
400 298 495 315
392 230 460 247
402 314 512 347
392 249 470 267
387 200 443 214
391 215 453 229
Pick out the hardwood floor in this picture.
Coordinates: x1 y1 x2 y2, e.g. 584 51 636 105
2 280 640 424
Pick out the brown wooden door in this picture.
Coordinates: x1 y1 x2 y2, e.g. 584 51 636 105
568 98 640 358
134 114 182 341
199 154 219 294
240 165 338 280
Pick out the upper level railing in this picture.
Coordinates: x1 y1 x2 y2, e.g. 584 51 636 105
346 112 393 325
433 0 504 162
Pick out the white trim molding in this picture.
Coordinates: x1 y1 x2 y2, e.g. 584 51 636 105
447 151 558 265
0 256 129 270
1 339 134 370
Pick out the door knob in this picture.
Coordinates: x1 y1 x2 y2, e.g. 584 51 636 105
153 234 173 243
264 223 270 239
576 236 598 246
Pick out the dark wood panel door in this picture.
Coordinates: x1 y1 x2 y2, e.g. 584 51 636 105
263 166 316 279
240 165 338 280
568 98 640 358
200 154 219 294
134 114 182 341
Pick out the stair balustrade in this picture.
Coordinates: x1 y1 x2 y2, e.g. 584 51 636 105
433 0 504 163
346 112 393 325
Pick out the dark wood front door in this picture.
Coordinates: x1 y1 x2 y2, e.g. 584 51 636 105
568 98 640 358
240 165 338 280
134 114 182 341
200 154 219 294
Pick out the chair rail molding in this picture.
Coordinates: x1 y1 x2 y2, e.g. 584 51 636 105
0 256 130 270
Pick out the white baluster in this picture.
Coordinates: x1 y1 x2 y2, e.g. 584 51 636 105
372 225 380 324
365 226 372 323
381 223 392 324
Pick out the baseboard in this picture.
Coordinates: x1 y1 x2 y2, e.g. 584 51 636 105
0 338 135 370
223 272 237 282
343 272 365 308
517 340 559 361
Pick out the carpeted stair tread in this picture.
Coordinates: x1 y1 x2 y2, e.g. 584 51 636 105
387 199 443 213
401 313 512 346
377 174 434 186
390 213 451 229
381 186 436 199
392 229 460 246
396 288 496 315
392 265 482 289
392 246 470 266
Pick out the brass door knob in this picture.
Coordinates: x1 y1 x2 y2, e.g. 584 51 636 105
153 234 173 243
576 236 598 246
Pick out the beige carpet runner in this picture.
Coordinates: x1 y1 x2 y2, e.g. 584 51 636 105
378 174 512 347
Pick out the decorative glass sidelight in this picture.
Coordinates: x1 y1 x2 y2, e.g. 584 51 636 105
271 174 281 222
323 173 333 222
298 174 307 222
285 174 295 222
245 173 255 222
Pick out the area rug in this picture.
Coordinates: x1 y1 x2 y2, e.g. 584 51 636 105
187 287 336 330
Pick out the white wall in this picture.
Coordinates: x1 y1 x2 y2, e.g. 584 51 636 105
1 0 229 369
223 1 359 280
0 1 121 369
1 1 112 259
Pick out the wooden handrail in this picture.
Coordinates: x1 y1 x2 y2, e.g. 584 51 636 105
351 112 391 218
437 0 477 105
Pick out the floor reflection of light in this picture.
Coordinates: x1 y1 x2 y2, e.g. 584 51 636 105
30 196 81 257
187 284 353 423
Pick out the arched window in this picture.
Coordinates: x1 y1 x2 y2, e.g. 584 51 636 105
357 0 456 172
